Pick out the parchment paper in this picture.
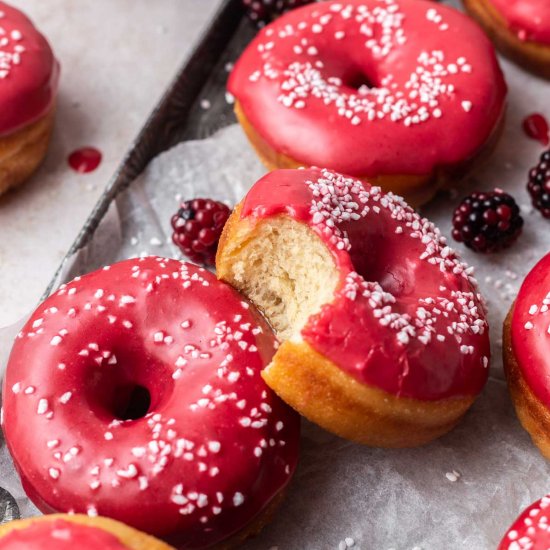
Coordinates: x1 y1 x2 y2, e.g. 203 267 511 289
1 14 550 550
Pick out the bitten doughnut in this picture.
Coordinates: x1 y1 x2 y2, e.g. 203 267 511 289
228 0 507 206
2 257 299 549
463 0 550 79
0 1 59 196
504 253 550 459
498 494 550 549
217 168 490 447
0 514 174 550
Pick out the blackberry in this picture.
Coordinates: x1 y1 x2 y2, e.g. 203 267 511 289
527 149 550 218
171 198 231 267
242 0 315 27
451 189 523 253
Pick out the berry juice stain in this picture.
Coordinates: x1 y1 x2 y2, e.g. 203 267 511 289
68 147 102 173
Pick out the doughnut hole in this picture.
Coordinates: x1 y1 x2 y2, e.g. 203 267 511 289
114 385 152 421
217 214 339 341
83 349 174 423
341 68 375 93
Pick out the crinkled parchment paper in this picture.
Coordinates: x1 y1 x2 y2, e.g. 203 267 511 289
1 22 550 550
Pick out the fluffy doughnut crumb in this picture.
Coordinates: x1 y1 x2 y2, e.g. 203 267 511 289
224 215 338 340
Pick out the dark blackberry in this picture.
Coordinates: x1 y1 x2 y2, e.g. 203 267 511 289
527 149 550 218
242 0 315 27
451 189 523 253
171 198 231 267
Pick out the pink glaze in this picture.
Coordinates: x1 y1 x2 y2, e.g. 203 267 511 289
0 2 59 136
511 253 550 408
229 0 506 178
0 519 129 550
498 493 550 550
2 258 299 549
488 0 550 45
241 169 490 401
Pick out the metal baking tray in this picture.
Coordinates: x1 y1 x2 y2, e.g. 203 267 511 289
44 0 252 297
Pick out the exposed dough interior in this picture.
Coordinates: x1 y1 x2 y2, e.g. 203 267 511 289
221 216 339 341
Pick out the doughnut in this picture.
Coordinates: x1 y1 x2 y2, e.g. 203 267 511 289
228 0 507 207
0 514 173 550
503 252 550 459
463 0 550 80
1 257 299 548
216 168 490 447
498 494 550 549
0 1 59 196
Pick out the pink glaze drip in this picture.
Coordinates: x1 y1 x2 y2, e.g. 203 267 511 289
511 253 550 408
489 0 550 45
2 258 299 549
241 169 490 401
523 113 550 146
0 2 59 136
228 0 506 178
68 147 102 174
498 494 550 550
0 519 129 550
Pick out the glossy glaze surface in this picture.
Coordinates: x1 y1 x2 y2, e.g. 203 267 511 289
241 169 490 401
229 0 506 177
2 258 300 549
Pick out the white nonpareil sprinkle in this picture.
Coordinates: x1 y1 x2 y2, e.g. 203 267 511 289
59 392 72 404
37 399 49 415
445 470 461 482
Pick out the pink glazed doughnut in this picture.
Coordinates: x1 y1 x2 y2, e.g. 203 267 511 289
217 168 490 447
228 0 507 206
1 257 300 549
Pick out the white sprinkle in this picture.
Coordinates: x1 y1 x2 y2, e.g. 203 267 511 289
37 399 48 415
233 492 244 506
208 441 221 453
59 392 72 404
445 470 461 482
